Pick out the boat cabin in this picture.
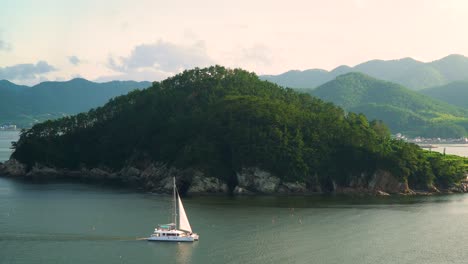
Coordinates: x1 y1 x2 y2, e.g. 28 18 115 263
157 223 176 231
151 223 189 238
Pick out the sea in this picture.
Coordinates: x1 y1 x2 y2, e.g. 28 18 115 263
0 131 19 163
2 131 468 264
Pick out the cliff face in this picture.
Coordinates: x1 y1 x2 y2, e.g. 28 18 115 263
336 170 415 195
0 160 26 177
234 167 307 194
2 159 464 195
0 160 229 194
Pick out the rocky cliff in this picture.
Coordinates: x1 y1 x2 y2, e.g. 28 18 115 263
0 160 466 195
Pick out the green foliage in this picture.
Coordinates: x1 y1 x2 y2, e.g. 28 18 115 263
11 66 468 191
310 73 468 137
422 152 467 188
370 120 391 138
420 81 468 109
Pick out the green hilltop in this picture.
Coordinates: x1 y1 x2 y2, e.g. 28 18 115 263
310 72 468 138
420 81 468 109
11 66 467 192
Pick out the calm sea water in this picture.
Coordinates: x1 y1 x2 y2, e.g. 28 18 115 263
0 131 19 162
2 131 468 263
2 178 468 264
430 144 468 157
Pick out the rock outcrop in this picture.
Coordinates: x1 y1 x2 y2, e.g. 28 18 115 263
277 181 307 193
187 172 228 193
0 159 26 177
236 167 280 193
26 164 62 180
5 161 229 194
368 170 407 194
1 159 467 196
235 167 310 194
445 182 468 193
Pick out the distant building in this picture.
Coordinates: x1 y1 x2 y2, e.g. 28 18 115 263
0 124 17 131
394 134 468 144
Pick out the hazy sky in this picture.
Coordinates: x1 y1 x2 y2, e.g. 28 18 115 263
1 0 468 85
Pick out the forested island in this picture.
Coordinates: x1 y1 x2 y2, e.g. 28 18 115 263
1 66 467 195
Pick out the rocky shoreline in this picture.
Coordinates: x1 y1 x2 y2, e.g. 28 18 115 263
1 159 467 196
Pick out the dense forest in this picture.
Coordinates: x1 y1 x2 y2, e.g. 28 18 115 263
311 73 468 138
11 66 467 191
421 81 468 109
0 78 150 127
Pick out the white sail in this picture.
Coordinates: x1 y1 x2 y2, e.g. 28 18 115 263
177 193 192 233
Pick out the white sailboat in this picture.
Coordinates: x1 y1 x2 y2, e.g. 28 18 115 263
147 177 199 242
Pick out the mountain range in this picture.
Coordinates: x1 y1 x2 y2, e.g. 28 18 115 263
261 54 468 90
309 73 468 138
2 54 468 138
0 78 151 127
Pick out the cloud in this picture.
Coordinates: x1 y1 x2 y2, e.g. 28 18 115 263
352 0 367 8
95 69 169 83
0 39 12 51
120 21 129 31
107 40 214 74
68 55 81 65
241 44 273 66
222 43 278 72
0 61 57 80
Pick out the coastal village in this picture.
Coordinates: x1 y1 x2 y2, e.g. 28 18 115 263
395 133 468 144
0 124 17 131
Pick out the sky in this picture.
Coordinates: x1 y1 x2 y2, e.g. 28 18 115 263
1 0 468 85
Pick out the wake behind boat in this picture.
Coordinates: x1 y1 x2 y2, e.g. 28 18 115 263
147 177 199 242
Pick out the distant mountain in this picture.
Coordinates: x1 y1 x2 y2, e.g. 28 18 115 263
310 72 468 137
420 81 468 109
261 69 334 89
0 80 29 91
0 78 151 127
0 81 30 126
262 54 468 90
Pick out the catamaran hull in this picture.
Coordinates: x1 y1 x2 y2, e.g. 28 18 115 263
147 236 198 242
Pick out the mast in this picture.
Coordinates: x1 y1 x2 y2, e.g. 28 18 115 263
173 177 177 228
